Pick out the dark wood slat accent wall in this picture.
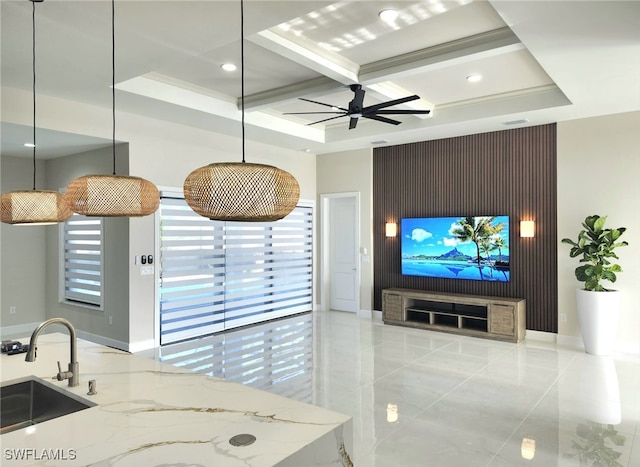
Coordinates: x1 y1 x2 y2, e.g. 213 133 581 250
373 124 557 332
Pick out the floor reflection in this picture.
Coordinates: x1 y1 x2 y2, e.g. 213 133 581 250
145 312 314 403
139 310 640 466
564 420 626 466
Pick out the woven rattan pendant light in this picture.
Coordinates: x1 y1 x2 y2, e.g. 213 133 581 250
1 0 72 226
183 0 299 222
65 0 159 217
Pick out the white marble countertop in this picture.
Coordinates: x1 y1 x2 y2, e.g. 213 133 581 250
0 333 352 466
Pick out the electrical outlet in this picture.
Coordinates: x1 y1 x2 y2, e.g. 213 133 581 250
109 316 113 325
9 306 16 315
560 313 567 322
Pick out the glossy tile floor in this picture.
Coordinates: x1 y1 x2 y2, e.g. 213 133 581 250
142 311 640 466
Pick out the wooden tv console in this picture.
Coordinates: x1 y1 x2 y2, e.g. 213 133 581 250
382 289 526 343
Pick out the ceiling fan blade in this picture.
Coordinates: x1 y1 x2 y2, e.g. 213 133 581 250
372 109 431 115
293 86 426 129
283 111 345 115
362 114 402 125
307 115 348 126
299 98 348 112
363 95 420 112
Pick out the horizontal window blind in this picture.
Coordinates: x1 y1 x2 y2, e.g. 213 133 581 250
159 197 226 343
159 196 313 345
62 215 103 307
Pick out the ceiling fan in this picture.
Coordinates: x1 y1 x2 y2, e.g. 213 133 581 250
284 84 431 129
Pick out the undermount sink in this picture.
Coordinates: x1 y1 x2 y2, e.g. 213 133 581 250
1 376 96 435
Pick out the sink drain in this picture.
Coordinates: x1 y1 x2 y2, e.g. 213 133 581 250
229 433 256 447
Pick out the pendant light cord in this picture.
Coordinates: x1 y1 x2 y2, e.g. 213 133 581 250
31 0 37 190
111 0 116 175
240 0 245 163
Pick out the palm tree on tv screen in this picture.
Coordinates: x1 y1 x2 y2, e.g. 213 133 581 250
451 216 505 265
492 235 508 263
479 237 495 262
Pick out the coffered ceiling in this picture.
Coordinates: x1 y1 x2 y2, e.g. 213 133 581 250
1 0 639 158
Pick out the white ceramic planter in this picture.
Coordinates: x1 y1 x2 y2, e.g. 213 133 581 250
576 288 620 356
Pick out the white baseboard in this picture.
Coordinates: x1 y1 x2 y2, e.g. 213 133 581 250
75 330 129 353
556 334 583 350
0 322 41 340
1 324 131 353
128 339 156 353
524 330 557 343
357 309 373 318
77 332 155 354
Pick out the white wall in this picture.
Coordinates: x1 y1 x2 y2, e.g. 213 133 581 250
1 86 316 350
3 83 638 353
316 112 640 353
557 111 640 353
1 88 317 200
44 146 130 347
316 148 373 312
115 98 317 350
0 157 49 333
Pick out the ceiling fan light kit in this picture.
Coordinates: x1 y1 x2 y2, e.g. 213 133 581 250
285 83 431 129
183 0 300 222
0 0 72 226
65 0 159 218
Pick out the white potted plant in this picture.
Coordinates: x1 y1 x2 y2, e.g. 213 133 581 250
561 215 628 355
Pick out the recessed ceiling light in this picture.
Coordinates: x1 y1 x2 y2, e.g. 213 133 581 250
221 63 237 72
23 143 36 148
466 74 482 83
379 9 399 23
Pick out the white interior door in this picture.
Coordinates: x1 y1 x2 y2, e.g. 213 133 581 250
328 196 359 312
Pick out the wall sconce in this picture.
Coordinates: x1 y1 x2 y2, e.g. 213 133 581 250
521 437 536 460
520 220 535 238
385 222 397 237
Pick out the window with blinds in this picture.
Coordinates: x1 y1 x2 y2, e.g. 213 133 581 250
159 196 313 345
61 215 104 308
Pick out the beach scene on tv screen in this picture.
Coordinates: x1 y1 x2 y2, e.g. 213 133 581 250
401 216 510 282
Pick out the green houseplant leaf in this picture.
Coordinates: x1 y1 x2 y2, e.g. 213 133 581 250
561 215 629 292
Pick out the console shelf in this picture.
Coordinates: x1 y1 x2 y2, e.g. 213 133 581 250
382 288 525 343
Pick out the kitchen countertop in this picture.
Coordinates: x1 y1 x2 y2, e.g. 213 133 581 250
0 333 352 466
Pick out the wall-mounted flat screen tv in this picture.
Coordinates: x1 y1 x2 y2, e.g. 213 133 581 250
401 216 510 282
